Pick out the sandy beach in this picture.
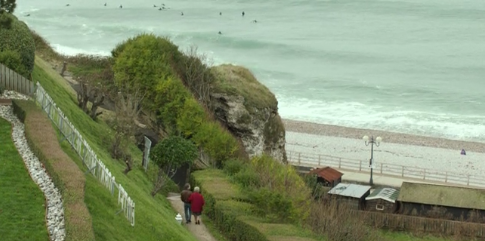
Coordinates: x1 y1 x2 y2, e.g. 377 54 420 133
283 119 485 177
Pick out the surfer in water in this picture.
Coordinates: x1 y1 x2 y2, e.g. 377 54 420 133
181 12 184 16
242 11 245 17
219 12 222 15
120 5 123 8
218 31 222 35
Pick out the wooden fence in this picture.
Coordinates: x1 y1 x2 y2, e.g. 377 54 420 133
0 63 35 95
353 209 485 238
35 83 135 226
287 150 485 188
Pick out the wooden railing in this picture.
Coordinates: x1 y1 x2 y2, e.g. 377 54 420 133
287 150 485 188
0 63 35 95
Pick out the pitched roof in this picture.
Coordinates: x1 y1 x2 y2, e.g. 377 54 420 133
366 187 399 203
308 166 343 182
397 182 485 210
328 183 371 198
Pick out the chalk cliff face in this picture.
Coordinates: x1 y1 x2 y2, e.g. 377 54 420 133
209 64 287 162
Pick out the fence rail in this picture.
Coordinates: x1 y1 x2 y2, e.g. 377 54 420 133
287 150 485 188
0 63 35 95
35 83 135 226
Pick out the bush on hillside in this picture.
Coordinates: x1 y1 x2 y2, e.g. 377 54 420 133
149 135 197 196
248 187 297 223
223 159 245 176
176 98 206 138
0 49 27 76
0 14 35 78
244 155 311 223
154 77 189 131
112 34 183 109
30 30 64 61
193 122 239 167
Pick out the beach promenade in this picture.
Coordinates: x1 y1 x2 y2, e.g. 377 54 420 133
283 119 485 189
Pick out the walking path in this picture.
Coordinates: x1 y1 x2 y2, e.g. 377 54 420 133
167 193 217 241
299 165 479 189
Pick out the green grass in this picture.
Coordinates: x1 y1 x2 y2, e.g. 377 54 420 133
32 57 197 241
193 169 324 241
211 64 278 112
0 118 49 241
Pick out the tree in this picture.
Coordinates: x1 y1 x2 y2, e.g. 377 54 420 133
0 0 16 28
149 135 197 196
180 46 214 107
110 90 144 174
0 14 35 77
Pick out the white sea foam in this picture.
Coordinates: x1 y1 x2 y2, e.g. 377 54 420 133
51 44 110 57
278 96 485 143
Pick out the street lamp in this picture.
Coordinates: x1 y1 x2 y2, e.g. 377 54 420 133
363 135 382 186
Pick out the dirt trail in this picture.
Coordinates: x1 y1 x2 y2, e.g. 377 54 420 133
167 193 218 241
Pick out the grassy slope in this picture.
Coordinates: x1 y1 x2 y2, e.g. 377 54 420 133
193 169 323 241
0 118 49 241
33 57 197 241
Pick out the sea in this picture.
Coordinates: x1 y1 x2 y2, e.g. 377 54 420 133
14 0 485 142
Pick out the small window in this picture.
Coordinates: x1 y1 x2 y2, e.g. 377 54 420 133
376 204 385 211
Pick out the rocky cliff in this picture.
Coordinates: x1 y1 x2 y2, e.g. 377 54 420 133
210 64 287 162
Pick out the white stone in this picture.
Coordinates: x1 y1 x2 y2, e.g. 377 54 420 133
0 92 65 241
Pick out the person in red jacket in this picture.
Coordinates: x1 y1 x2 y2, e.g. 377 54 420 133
187 186 205 225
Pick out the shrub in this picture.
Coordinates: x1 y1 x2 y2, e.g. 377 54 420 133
0 49 28 77
233 168 260 188
214 201 269 241
248 187 297 223
0 14 35 77
248 155 312 223
176 98 206 138
223 159 245 176
112 34 183 107
154 77 189 131
193 122 239 167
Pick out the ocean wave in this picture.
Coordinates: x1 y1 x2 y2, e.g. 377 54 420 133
51 44 110 57
278 96 485 142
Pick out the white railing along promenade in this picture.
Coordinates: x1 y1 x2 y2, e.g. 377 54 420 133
0 63 35 95
35 83 135 226
287 150 485 188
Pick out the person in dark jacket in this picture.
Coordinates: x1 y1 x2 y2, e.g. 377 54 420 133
180 183 192 224
188 186 205 225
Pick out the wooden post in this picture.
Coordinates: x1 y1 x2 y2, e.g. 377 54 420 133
445 172 448 183
467 175 470 186
60 61 67 76
401 166 404 177
359 160 362 171
380 163 383 174
423 169 426 180
338 158 341 169
318 155 321 166
298 152 301 165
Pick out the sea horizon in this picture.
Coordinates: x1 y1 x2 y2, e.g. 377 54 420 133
14 0 485 143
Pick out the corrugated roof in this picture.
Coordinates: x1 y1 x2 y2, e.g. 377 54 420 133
366 187 399 203
328 183 371 198
308 166 343 182
397 182 485 210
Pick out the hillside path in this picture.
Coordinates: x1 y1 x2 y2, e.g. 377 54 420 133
167 193 218 241
42 57 219 241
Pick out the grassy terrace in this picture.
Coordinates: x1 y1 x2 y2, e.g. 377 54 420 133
0 117 48 240
32 57 197 241
192 169 322 241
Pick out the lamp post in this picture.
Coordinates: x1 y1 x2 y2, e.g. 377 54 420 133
363 135 382 186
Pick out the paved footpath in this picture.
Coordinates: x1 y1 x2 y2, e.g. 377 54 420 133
334 168 477 188
167 193 217 241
